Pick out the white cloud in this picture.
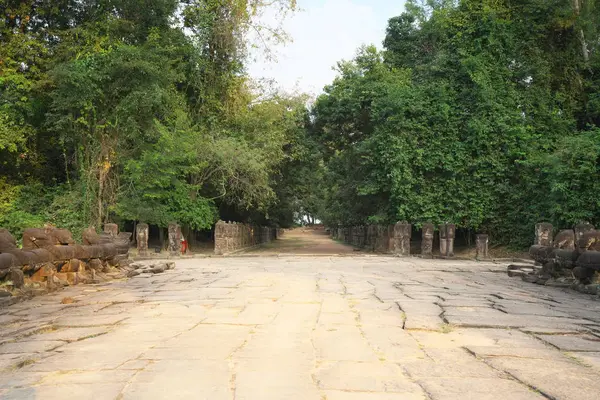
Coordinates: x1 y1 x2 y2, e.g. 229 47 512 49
247 0 406 96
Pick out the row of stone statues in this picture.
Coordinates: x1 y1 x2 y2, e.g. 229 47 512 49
330 222 490 259
529 222 600 284
0 224 131 290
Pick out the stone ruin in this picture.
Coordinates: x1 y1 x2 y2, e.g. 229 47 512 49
328 222 421 256
133 222 184 257
329 222 489 258
510 222 600 294
214 220 282 255
0 224 132 297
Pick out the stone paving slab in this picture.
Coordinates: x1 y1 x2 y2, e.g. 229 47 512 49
536 333 600 352
1 256 600 399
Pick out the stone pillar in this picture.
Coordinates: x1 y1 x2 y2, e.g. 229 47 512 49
104 223 118 238
168 223 181 256
136 223 149 256
393 222 411 256
421 223 434 258
446 224 455 257
476 234 489 260
535 223 553 246
439 224 448 256
439 224 455 258
574 223 595 243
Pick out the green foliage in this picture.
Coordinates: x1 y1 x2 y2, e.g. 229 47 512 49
0 180 45 238
0 179 89 241
313 0 600 248
0 0 305 237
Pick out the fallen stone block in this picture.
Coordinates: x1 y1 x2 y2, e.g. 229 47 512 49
127 270 141 278
130 262 144 270
507 269 528 278
151 263 167 273
54 272 71 286
142 264 167 274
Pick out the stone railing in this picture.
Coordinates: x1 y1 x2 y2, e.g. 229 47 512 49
330 222 415 256
214 221 281 255
0 224 131 292
525 222 600 290
330 222 490 259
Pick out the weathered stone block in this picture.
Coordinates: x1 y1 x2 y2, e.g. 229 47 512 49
421 223 434 257
393 222 411 256
168 223 182 256
104 223 119 238
577 230 600 251
60 259 83 273
553 230 575 250
575 223 595 242
439 224 455 257
30 263 55 282
535 223 553 246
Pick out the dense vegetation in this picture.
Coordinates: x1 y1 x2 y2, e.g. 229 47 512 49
0 0 320 241
312 0 600 247
2 0 600 249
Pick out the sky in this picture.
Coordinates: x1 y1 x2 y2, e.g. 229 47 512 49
247 0 407 96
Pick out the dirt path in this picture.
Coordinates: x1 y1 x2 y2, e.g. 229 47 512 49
247 226 356 255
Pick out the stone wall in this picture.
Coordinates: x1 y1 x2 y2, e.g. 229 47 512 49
214 221 281 255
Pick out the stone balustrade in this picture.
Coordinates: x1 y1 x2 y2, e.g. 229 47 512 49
331 222 489 259
0 225 131 291
525 222 600 290
214 221 281 255
330 222 412 256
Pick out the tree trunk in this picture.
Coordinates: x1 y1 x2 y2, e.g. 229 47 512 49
572 0 590 63
97 169 104 229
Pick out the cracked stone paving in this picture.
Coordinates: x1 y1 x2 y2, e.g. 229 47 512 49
2 251 600 399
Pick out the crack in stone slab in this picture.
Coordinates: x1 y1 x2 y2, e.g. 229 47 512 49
462 346 555 399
